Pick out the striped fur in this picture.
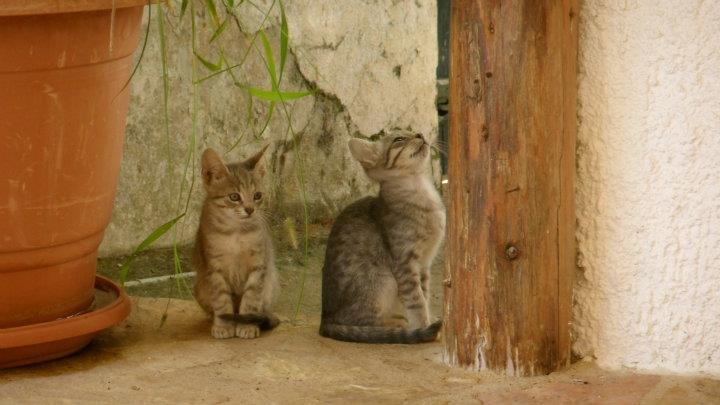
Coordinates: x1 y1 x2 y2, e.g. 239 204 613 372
320 320 442 344
193 147 280 339
320 131 446 344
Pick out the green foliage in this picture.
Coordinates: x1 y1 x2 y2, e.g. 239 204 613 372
204 0 220 26
194 50 223 71
209 18 229 43
116 2 152 97
259 31 277 87
247 87 312 102
279 1 289 83
157 4 173 182
180 0 189 19
119 214 185 285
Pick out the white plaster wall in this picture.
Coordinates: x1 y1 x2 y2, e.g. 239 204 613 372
574 0 720 375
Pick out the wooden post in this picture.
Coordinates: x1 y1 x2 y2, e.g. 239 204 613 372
443 0 578 376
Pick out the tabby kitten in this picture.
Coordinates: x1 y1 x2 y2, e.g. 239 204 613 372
193 147 279 339
320 131 445 343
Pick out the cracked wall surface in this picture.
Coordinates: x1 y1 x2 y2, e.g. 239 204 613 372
99 1 438 256
574 0 720 375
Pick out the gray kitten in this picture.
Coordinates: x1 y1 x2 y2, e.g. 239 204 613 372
320 132 445 343
193 147 279 339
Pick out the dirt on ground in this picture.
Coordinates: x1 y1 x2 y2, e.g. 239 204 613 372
3 224 718 404
1 297 719 405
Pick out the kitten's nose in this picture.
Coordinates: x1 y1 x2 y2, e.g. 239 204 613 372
244 207 254 215
415 133 425 142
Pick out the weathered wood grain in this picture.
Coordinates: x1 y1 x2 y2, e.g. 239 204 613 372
443 0 578 376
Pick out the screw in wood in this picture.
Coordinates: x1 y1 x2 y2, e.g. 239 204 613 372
505 245 519 260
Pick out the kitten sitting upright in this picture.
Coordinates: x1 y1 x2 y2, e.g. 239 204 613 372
320 131 445 343
193 146 279 339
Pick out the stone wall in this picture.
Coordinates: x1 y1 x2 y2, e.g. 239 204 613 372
99 0 438 255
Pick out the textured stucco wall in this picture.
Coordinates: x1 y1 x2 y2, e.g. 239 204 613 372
574 0 720 375
99 1 437 255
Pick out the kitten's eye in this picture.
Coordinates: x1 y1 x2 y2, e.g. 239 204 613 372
229 193 241 202
253 192 262 201
393 137 406 143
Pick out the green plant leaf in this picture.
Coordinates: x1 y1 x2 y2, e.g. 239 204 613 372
115 2 152 98
194 51 223 71
172 244 192 295
248 87 311 101
279 0 288 83
205 0 220 26
256 101 275 139
119 214 186 285
246 88 254 121
157 1 173 184
209 18 229 43
258 30 277 90
239 87 275 141
180 0 189 19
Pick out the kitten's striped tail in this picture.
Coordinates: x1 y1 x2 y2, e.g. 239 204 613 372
219 313 280 330
319 320 442 344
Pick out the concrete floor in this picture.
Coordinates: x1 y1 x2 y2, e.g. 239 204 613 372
1 297 719 405
3 225 719 404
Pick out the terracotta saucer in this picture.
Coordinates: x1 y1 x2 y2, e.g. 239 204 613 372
0 275 131 368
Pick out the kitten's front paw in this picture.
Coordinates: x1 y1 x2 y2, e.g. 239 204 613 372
211 323 236 339
236 324 260 339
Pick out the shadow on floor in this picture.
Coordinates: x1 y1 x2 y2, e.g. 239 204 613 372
3 224 718 404
2 297 719 405
96 223 445 325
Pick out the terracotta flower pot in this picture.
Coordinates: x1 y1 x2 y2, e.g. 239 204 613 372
0 1 146 365
0 276 131 368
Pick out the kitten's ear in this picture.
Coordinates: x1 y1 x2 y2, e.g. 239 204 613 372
348 138 379 169
243 144 269 173
201 148 229 187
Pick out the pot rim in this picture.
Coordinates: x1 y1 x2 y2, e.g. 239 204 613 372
0 0 158 17
0 275 131 349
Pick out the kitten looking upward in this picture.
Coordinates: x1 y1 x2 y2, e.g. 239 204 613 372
320 131 445 343
193 146 279 339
